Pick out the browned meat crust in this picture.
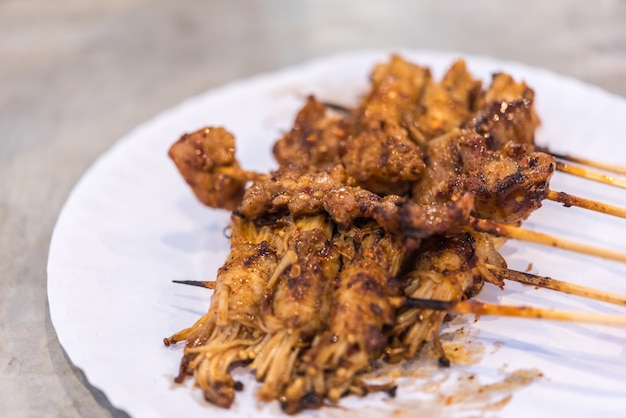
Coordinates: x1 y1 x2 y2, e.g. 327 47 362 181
466 99 538 150
461 149 556 224
238 165 348 219
273 56 428 196
413 130 555 224
358 54 431 124
273 96 347 169
373 193 475 245
341 122 425 195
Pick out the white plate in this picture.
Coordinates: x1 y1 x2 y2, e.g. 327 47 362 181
48 50 626 418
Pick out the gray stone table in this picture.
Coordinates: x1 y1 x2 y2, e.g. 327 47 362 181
2 1 625 417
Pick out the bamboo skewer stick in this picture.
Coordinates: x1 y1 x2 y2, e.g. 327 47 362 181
556 161 626 190
175 266 626 308
546 190 626 219
548 151 626 176
470 217 626 263
486 264 626 307
402 298 626 327
217 166 264 182
320 101 351 113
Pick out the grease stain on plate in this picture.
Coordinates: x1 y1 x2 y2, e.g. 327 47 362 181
336 319 543 417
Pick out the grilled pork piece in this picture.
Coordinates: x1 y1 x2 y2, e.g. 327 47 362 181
412 130 555 224
274 56 428 195
462 148 555 224
467 71 540 150
238 165 350 219
467 99 538 151
373 193 474 247
476 72 537 110
168 127 257 210
238 162 476 240
358 54 431 125
341 55 428 194
273 96 347 169
341 122 425 195
405 59 482 146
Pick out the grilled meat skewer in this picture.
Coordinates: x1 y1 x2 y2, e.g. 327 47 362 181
282 222 408 413
164 54 626 412
251 214 340 401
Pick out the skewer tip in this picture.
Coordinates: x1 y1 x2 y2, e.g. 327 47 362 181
172 280 216 289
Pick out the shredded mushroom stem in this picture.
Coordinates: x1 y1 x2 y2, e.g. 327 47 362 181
250 214 339 402
394 247 471 358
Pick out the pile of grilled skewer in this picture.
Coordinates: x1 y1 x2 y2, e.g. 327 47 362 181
163 55 626 414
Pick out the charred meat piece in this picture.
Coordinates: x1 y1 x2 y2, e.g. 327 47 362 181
341 122 425 195
460 150 556 224
476 72 537 108
468 72 540 150
238 163 396 228
342 55 429 194
322 186 383 229
273 96 348 169
405 60 482 145
412 130 555 224
373 193 475 247
239 162 475 241
238 165 349 219
274 56 430 195
466 99 538 151
412 130 492 205
358 54 431 126
168 127 255 210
